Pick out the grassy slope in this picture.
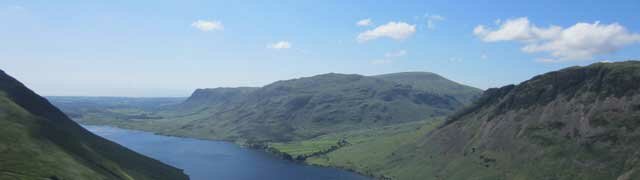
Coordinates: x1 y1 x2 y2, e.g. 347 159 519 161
58 72 479 143
374 72 483 104
0 94 110 180
375 61 640 180
303 119 443 179
0 71 188 180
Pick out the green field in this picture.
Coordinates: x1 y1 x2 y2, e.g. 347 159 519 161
268 119 444 179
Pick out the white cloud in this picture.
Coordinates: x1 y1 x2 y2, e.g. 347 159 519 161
356 18 372 26
481 54 488 60
371 59 394 65
267 41 292 49
474 17 640 62
357 22 416 42
385 50 407 57
191 20 224 31
425 14 445 29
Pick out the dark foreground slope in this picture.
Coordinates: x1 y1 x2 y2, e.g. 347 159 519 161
380 61 640 180
0 70 188 180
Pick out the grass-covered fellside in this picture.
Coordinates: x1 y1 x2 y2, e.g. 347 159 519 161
0 70 189 180
266 119 443 179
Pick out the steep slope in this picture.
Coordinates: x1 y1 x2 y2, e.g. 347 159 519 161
171 87 257 113
0 70 188 180
377 61 640 179
374 72 482 104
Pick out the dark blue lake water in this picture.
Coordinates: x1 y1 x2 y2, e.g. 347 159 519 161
84 125 369 180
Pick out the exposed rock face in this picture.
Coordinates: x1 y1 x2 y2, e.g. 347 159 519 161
389 61 640 180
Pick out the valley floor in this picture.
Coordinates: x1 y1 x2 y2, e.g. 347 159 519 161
77 111 444 180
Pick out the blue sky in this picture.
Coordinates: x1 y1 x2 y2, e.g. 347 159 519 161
1 0 639 97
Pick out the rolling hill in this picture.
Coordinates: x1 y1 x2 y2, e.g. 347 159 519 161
0 70 189 180
61 72 481 144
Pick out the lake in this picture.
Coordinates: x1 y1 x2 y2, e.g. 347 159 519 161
84 125 370 180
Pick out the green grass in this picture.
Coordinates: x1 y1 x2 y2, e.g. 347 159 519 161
264 119 444 179
0 95 112 179
270 139 340 158
0 70 189 180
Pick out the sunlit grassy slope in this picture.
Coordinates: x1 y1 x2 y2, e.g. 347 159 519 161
283 119 443 179
0 70 188 180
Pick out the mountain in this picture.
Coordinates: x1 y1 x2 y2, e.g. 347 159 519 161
58 72 482 143
374 72 482 104
0 70 188 180
358 61 640 179
153 73 478 142
174 87 258 113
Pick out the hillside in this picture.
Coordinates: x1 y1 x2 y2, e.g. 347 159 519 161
374 72 482 104
67 72 480 143
330 61 640 179
0 70 189 180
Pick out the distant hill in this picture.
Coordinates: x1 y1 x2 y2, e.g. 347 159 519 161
366 61 640 179
175 87 258 112
57 72 482 143
374 72 482 104
0 70 188 180
151 73 477 142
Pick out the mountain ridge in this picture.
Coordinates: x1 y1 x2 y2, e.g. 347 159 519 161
381 61 640 179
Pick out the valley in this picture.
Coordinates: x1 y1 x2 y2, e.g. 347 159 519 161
48 61 640 180
4 2 639 179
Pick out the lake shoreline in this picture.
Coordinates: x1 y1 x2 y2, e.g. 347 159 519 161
82 124 375 180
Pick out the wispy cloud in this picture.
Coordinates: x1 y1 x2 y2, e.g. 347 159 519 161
474 17 640 62
356 18 373 27
191 20 224 32
267 41 292 49
425 14 445 29
357 22 416 42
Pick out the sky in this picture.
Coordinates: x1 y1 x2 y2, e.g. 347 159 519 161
1 0 639 97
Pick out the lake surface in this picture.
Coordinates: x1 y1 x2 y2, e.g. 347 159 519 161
84 125 370 180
